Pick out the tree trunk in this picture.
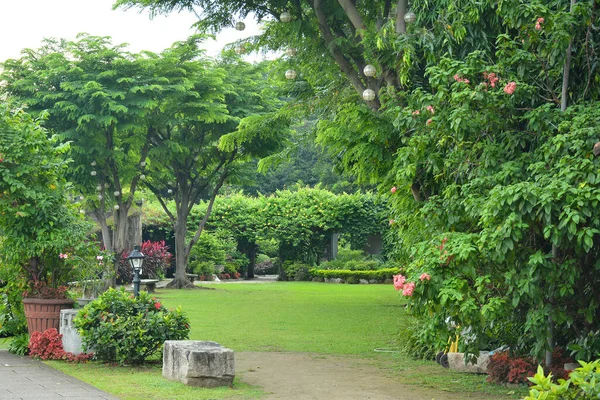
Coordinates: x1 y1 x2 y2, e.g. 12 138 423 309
166 216 194 289
108 206 130 288
246 243 257 279
125 213 142 250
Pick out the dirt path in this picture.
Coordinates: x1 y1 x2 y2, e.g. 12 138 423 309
236 352 506 400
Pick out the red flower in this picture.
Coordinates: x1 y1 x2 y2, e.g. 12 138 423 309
154 302 161 310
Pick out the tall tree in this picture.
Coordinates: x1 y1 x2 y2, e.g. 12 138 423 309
1 35 157 286
142 45 289 288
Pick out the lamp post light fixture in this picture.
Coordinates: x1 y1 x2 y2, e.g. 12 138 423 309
363 88 376 101
128 245 145 298
404 11 417 24
280 11 292 22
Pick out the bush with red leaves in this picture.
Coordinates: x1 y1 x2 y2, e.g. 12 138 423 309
28 328 93 363
117 240 172 283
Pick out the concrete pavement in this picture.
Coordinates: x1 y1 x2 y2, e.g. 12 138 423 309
0 350 118 400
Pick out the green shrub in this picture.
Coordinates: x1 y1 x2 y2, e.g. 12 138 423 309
311 267 400 282
256 254 271 264
8 333 29 356
74 288 190 365
525 360 600 399
335 248 367 262
192 261 215 277
282 262 313 281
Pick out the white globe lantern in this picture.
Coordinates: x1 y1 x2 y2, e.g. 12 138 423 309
285 69 297 80
91 170 97 176
140 174 146 180
280 12 292 22
363 88 376 101
79 196 84 201
114 204 120 210
234 44 245 55
140 161 146 167
79 209 85 214
235 21 246 31
168 189 173 194
90 161 96 167
404 11 417 24
364 64 376 77
114 191 121 197
98 194 103 200
286 48 297 57
96 185 102 191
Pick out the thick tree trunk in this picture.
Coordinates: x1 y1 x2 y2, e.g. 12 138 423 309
167 217 194 289
246 243 257 279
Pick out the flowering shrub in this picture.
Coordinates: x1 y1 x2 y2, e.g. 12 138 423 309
117 240 172 283
28 328 92 363
74 288 189 365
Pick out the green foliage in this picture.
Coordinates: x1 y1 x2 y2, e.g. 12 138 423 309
568 330 600 363
189 230 237 274
0 105 93 288
0 265 27 336
281 262 313 281
74 288 190 365
8 333 29 356
525 360 600 400
310 268 400 282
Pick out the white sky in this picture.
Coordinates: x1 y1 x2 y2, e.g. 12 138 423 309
0 0 263 62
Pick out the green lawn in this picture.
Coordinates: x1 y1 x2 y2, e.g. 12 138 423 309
46 282 525 399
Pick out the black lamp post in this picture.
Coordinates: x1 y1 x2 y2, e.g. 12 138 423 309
128 245 144 298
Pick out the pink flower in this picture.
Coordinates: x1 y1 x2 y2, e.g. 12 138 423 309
96 255 103 261
393 274 406 291
463 79 470 84
453 74 460 81
426 118 433 126
59 253 68 259
485 72 499 88
402 282 416 296
503 81 517 95
535 22 541 30
154 302 161 310
412 110 420 115
389 219 395 225
426 105 435 114
537 17 544 24
419 273 431 281
390 186 397 193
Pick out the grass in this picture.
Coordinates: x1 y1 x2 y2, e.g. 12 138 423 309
42 282 525 399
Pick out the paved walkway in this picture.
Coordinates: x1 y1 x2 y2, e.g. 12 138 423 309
0 350 118 400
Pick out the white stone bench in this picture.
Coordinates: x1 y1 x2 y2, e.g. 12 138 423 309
163 341 234 387
186 273 199 283
140 279 159 293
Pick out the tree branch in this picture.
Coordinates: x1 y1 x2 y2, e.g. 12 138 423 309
337 0 366 37
395 0 407 34
561 0 577 112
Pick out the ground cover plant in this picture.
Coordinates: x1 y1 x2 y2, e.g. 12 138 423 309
50 283 526 399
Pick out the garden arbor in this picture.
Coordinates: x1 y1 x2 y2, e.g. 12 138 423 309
115 0 600 365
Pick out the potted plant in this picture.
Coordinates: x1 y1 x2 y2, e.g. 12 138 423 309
0 106 93 335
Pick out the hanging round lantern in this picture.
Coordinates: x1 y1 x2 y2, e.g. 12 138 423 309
363 88 376 101
280 12 292 22
79 209 85 214
104 183 109 188
235 21 246 31
114 205 120 210
285 69 297 80
140 161 146 167
140 174 146 180
404 11 417 24
98 194 103 200
90 170 97 176
79 196 84 201
364 64 376 77
114 191 120 197
96 185 102 191
234 44 246 55
286 47 297 57
90 161 96 167
167 189 173 194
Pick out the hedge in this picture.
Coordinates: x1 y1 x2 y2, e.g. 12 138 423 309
310 268 400 281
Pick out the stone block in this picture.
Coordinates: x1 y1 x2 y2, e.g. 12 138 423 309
163 341 235 387
447 352 491 374
359 279 369 284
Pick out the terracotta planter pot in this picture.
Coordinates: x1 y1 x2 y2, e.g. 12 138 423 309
22 298 75 336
